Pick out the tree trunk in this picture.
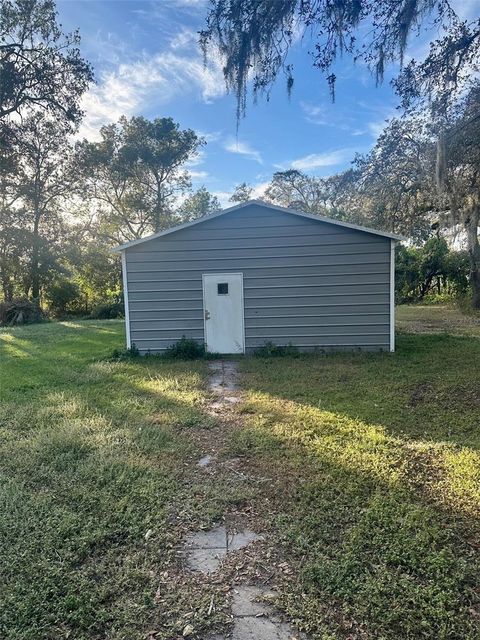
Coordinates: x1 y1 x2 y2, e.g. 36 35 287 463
1 273 13 301
465 207 480 309
30 208 41 310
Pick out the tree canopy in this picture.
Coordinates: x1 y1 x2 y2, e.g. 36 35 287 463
78 116 204 242
0 0 93 128
1 0 479 318
200 0 479 120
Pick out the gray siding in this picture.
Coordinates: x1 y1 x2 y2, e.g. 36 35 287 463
124 203 392 353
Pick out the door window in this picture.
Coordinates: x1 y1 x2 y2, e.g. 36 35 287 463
217 283 229 295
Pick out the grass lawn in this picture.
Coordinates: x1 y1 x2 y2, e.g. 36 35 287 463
0 321 227 640
1 307 479 639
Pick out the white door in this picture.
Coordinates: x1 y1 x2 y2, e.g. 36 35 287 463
202 273 245 354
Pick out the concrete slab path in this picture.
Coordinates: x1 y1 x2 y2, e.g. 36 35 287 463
184 360 306 640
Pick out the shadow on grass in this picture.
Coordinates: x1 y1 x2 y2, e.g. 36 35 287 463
0 327 226 640
232 333 480 638
229 395 479 638
1 321 478 639
241 333 480 449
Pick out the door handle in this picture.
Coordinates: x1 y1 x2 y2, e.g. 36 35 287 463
204 309 210 320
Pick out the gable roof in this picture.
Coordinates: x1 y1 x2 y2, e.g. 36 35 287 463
113 200 406 252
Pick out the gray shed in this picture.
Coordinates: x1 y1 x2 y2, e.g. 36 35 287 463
114 200 403 355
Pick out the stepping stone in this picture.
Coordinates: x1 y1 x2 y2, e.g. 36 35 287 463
197 454 215 468
231 586 267 616
186 547 227 574
187 526 227 549
232 616 297 640
228 529 263 551
184 526 228 573
230 586 303 640
224 395 241 404
208 361 239 393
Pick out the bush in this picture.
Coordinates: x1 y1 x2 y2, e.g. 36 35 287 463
163 336 207 360
395 239 471 304
253 341 300 357
107 338 213 361
0 300 43 326
89 302 124 319
44 279 81 316
109 344 140 360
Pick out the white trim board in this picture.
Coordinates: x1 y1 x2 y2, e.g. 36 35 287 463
390 239 395 352
113 200 406 252
121 251 131 349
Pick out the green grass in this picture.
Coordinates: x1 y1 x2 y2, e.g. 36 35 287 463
0 321 231 640
396 303 480 337
1 310 479 639
233 308 480 639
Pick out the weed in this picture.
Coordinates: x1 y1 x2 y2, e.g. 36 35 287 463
253 341 300 357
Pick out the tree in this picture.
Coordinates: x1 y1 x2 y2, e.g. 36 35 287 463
0 0 92 127
439 87 480 307
57 212 122 313
178 187 220 221
200 1 477 120
396 238 470 302
343 118 436 240
336 87 480 307
394 20 480 118
229 182 253 203
44 278 80 316
79 116 204 242
5 115 79 303
264 170 327 213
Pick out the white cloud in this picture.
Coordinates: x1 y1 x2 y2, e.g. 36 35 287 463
169 28 198 50
186 149 206 167
78 49 225 140
276 149 354 171
189 170 209 179
197 130 222 143
211 191 233 208
367 119 391 138
224 138 263 164
250 181 269 198
300 101 327 125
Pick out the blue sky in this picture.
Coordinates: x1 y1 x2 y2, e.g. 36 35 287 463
57 0 477 206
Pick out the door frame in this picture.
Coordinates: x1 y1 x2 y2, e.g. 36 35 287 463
202 272 246 354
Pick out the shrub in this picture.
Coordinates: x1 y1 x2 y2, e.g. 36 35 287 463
109 344 140 360
89 302 124 319
44 279 81 316
164 336 206 360
253 341 300 357
107 338 216 361
0 300 43 326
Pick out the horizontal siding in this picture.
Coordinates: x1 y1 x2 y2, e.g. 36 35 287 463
127 231 384 253
129 212 379 247
124 203 391 353
245 336 389 348
127 272 389 287
126 253 388 273
126 242 388 262
245 314 389 328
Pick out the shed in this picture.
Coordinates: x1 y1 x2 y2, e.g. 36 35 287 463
114 200 403 354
